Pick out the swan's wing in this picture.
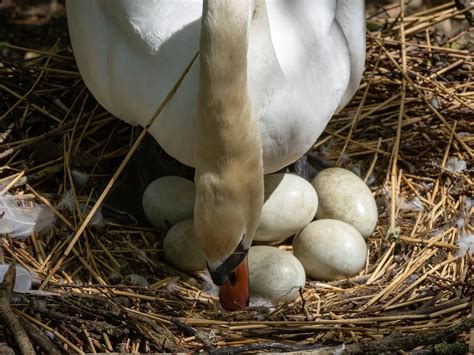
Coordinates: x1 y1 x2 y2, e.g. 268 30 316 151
66 0 203 167
66 0 113 112
66 0 201 124
266 0 365 116
98 0 202 54
335 0 366 111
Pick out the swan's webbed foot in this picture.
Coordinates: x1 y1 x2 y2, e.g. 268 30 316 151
288 151 335 181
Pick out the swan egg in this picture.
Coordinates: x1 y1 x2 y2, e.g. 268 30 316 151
293 219 367 281
142 176 195 230
254 173 318 244
311 168 377 238
163 219 206 272
249 246 305 303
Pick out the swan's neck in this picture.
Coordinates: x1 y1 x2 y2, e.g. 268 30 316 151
197 0 258 164
194 0 263 265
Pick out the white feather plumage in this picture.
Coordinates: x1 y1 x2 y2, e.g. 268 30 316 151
0 194 55 239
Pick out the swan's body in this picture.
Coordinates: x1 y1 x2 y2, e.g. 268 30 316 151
66 0 365 173
66 0 365 310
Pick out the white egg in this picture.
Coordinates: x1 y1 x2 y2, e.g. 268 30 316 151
249 246 306 303
142 176 195 229
293 219 367 281
311 167 377 238
254 173 318 244
163 219 206 272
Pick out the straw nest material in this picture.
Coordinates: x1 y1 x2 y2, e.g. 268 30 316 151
0 1 472 353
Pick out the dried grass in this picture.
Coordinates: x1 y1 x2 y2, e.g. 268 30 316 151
0 1 472 353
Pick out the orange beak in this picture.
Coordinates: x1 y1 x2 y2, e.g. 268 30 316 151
218 256 249 311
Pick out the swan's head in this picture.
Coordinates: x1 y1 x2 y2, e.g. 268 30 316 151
194 156 264 310
195 0 261 310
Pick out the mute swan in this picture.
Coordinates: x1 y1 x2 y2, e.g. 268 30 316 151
66 0 365 310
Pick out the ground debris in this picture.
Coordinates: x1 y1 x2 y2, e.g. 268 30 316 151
0 0 472 353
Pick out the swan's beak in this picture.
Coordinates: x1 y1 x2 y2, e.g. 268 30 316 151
218 256 249 311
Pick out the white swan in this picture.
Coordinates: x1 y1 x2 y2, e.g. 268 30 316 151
66 0 365 310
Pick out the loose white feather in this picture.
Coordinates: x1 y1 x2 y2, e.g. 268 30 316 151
72 169 89 186
333 344 346 355
165 279 179 293
58 190 74 211
126 274 148 287
456 234 474 258
87 206 105 228
445 157 467 173
199 270 218 297
464 197 473 210
249 296 274 308
398 197 425 212
0 264 33 292
0 194 55 239
58 190 105 228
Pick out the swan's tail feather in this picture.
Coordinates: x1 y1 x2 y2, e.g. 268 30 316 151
0 193 55 239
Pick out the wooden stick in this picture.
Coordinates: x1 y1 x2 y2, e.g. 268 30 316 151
0 262 36 355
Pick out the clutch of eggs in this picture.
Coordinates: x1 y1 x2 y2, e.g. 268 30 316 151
142 168 378 304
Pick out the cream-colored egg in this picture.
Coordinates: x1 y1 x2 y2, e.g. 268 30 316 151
254 173 318 244
249 246 306 303
293 219 367 281
312 168 377 238
142 176 195 229
163 219 206 272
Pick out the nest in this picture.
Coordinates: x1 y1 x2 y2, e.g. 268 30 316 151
0 1 472 353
